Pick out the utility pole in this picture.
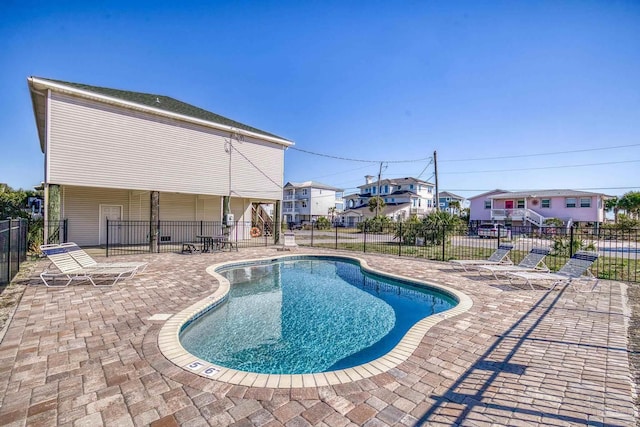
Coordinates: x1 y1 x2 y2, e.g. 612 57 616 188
375 161 383 217
434 150 439 212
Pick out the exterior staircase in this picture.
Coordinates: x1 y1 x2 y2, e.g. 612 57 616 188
491 208 573 229
252 204 274 236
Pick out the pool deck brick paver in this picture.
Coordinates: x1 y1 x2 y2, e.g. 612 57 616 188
0 247 636 426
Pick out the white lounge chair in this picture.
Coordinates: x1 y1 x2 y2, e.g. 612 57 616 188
506 251 599 291
450 244 514 272
39 244 137 287
60 242 148 274
478 247 550 279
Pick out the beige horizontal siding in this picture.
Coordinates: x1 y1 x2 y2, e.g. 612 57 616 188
48 92 284 199
62 186 130 246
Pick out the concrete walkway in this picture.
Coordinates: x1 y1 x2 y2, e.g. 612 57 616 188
0 248 636 426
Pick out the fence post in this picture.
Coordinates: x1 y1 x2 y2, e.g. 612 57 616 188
398 222 402 257
569 225 575 257
363 222 367 253
63 219 68 243
7 220 13 282
441 224 446 261
106 219 110 257
335 225 338 250
17 220 22 273
497 224 501 247
310 222 314 247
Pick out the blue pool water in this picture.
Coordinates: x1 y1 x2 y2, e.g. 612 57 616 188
180 257 457 374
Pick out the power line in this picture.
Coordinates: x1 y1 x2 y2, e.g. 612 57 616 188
288 146 432 163
440 143 640 163
445 186 639 191
440 159 640 175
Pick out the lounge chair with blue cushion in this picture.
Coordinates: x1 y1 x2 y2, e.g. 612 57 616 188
478 247 550 279
506 251 599 291
40 244 137 287
450 244 514 272
60 242 148 274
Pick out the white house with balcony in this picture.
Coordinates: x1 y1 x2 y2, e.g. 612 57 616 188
340 176 436 225
282 181 344 225
469 189 611 229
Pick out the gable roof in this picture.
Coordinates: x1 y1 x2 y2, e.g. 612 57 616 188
28 76 293 151
468 189 509 200
357 176 434 189
283 181 343 192
438 191 464 200
488 189 611 199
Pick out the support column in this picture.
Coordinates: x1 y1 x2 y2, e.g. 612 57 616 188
150 191 159 252
222 195 231 236
45 184 60 244
274 200 281 244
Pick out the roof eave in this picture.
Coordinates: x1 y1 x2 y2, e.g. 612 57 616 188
28 76 294 148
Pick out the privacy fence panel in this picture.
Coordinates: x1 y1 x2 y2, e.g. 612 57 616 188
0 218 28 286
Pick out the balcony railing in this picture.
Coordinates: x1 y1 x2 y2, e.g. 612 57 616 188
491 208 545 226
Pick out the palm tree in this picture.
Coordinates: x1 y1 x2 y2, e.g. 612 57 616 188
328 206 337 224
448 200 461 215
368 196 386 216
605 197 619 223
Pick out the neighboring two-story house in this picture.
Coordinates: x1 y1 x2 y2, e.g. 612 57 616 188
438 191 465 214
469 189 611 228
340 176 436 225
28 76 293 246
282 181 344 225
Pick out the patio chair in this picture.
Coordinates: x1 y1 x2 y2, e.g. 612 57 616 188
478 247 550 280
39 244 137 287
506 251 599 291
450 244 514 272
60 242 148 274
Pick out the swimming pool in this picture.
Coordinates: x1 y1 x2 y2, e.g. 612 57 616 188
179 256 458 374
158 254 473 387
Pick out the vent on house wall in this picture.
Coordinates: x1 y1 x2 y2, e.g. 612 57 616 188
160 236 171 242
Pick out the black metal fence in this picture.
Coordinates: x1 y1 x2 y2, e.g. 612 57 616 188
0 219 28 286
46 219 68 244
299 224 640 283
105 220 280 256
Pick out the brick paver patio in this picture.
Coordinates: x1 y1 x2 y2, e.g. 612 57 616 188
0 248 636 426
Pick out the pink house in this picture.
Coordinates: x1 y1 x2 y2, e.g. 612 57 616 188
469 189 611 228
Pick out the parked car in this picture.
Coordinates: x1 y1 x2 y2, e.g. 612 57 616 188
288 222 303 230
477 223 510 238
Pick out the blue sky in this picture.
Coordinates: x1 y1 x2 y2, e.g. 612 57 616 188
1 1 639 199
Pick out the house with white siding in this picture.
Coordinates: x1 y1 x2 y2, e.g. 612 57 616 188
340 176 436 225
282 181 344 225
28 77 293 246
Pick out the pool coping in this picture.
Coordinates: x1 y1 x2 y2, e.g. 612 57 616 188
157 253 473 388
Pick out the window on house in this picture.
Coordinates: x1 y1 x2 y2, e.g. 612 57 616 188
301 189 307 196
517 199 525 209
410 184 414 190
301 201 307 208
580 198 591 208
541 199 551 208
427 187 432 193
397 185 402 190
372 187 376 194
566 198 577 208
391 198 395 202
484 200 491 209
